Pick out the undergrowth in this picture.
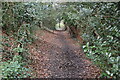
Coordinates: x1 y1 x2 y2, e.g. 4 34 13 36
1 23 34 79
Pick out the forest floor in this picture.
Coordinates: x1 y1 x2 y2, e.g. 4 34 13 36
28 29 101 78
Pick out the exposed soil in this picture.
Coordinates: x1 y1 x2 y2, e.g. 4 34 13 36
28 30 100 78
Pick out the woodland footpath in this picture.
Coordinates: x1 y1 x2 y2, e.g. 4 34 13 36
1 2 120 79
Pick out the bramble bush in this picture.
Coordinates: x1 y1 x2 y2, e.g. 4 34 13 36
2 55 31 78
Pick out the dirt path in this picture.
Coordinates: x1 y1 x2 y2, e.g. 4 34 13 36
29 30 100 78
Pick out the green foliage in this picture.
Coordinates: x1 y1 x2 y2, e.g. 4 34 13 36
59 2 120 78
80 3 120 78
1 2 119 78
1 55 31 78
2 33 31 78
83 41 119 78
16 23 33 44
13 47 25 53
2 2 34 78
